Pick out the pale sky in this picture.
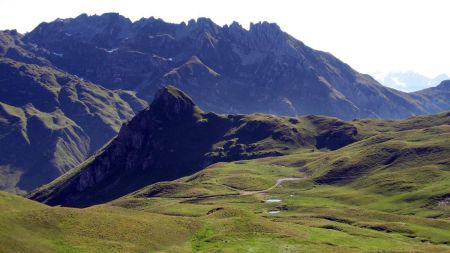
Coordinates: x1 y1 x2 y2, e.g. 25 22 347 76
1 0 449 80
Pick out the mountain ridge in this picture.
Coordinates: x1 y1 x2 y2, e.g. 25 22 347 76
22 13 449 120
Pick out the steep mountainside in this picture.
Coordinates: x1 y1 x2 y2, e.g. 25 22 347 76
412 80 450 113
0 30 147 192
29 86 360 207
22 13 447 119
0 102 88 194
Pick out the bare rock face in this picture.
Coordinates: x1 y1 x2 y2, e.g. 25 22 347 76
29 86 359 207
150 85 197 120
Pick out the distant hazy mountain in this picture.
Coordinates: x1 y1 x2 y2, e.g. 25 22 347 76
372 71 449 92
22 13 447 120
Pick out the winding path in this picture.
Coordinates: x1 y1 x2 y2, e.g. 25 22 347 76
224 177 303 196
179 177 304 204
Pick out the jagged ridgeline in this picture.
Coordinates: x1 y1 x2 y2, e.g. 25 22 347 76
22 13 449 119
29 86 359 207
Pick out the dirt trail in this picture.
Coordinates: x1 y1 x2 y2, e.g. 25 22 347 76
180 177 304 203
239 177 302 196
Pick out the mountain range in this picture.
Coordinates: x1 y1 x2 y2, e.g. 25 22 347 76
1 13 449 194
21 13 450 119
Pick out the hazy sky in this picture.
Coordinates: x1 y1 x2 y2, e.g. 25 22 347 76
1 0 449 80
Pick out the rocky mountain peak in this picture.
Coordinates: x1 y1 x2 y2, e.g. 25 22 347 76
224 21 246 40
229 21 244 30
246 21 290 52
73 12 131 25
249 21 282 33
249 21 284 41
184 17 220 36
27 12 132 48
150 85 200 121
437 80 450 90
187 18 217 29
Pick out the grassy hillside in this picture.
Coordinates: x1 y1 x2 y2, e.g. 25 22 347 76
1 111 449 252
0 191 200 253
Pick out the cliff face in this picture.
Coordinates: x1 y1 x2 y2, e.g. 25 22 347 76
22 13 444 120
29 86 359 207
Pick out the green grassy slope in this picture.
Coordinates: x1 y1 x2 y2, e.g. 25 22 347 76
1 112 449 252
0 191 200 253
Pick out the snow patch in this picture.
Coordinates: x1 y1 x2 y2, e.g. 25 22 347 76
106 48 118 53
